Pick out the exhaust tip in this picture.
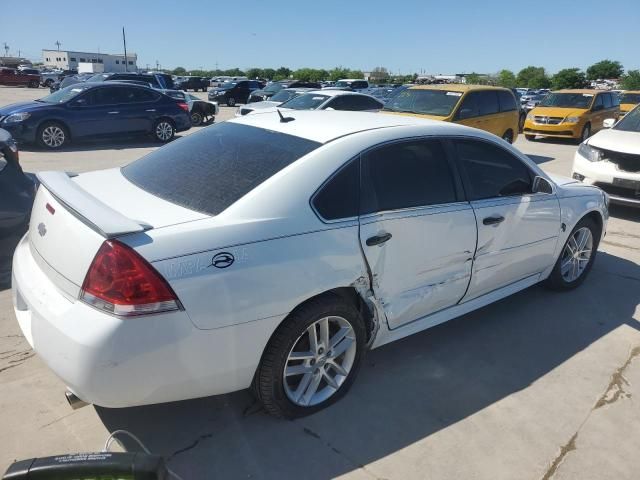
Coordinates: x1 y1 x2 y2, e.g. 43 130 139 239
65 390 89 410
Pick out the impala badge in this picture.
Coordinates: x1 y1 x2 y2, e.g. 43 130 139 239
37 223 47 237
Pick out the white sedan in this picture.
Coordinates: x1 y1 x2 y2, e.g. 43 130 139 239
13 111 608 418
573 104 640 207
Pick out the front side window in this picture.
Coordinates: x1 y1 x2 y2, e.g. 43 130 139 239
603 93 613 109
122 123 321 215
361 140 457 214
456 92 480 119
454 140 532 200
498 90 517 112
477 91 499 116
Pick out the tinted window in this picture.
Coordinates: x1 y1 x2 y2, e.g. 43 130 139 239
361 140 457 214
498 90 518 112
456 92 480 119
313 161 359 220
122 123 321 215
131 88 160 102
602 93 613 109
593 94 604 110
611 93 621 106
478 91 499 115
352 81 368 89
351 96 383 110
455 140 532 200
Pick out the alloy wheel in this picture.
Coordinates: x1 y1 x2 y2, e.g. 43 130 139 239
42 126 65 148
283 316 357 407
156 121 173 141
560 227 593 282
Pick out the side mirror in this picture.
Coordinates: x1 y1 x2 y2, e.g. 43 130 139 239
532 176 553 194
603 118 615 129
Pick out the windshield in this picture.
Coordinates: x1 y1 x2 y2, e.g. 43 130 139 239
218 82 236 90
122 123 321 215
264 83 285 93
270 89 300 102
613 106 640 132
620 93 640 105
280 93 329 110
539 93 593 109
39 85 91 103
383 89 462 117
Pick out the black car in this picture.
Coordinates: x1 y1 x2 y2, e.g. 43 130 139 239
174 76 209 92
208 80 264 106
0 129 35 286
0 83 192 149
248 80 322 103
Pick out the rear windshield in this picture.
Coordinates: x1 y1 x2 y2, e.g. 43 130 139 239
121 123 321 215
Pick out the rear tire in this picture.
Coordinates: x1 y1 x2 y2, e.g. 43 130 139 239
153 119 175 143
254 294 366 419
525 134 536 141
227 97 236 107
502 130 514 144
190 111 203 126
37 121 69 149
545 216 600 290
28 80 39 88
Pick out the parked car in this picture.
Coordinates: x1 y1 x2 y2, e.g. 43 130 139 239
572 104 640 207
12 112 608 418
618 91 640 116
208 80 264 106
40 71 62 88
0 68 40 88
105 72 175 90
165 90 219 125
0 83 191 149
273 90 383 112
174 76 210 92
210 76 249 88
382 85 520 143
235 88 314 116
332 79 370 91
49 73 96 92
523 94 547 112
248 80 322 103
366 86 404 104
0 129 35 286
524 90 620 142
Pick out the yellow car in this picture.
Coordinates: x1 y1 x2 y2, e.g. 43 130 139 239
523 89 619 142
619 90 640 116
382 85 520 143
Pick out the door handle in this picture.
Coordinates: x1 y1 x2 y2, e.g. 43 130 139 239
366 232 392 246
107 111 119 114
145 109 156 112
483 215 505 226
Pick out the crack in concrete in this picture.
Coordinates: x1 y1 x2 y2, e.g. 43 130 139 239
39 410 78 430
594 346 640 409
300 425 385 479
540 345 640 480
166 433 213 462
0 350 30 360
0 352 35 373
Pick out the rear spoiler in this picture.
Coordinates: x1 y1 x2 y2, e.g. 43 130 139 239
36 171 150 238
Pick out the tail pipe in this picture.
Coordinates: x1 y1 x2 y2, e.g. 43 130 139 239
65 390 90 410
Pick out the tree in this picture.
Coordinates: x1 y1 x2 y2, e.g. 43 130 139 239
551 68 587 90
516 66 550 88
274 67 292 80
172 67 187 76
369 66 390 83
329 67 351 82
262 68 276 80
246 68 263 79
496 69 516 88
620 70 640 90
293 68 328 82
586 60 623 80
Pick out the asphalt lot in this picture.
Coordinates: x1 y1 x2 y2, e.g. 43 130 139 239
1 85 639 480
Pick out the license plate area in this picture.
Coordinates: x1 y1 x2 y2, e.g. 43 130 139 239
613 178 640 191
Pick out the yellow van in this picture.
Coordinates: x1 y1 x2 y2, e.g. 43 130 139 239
523 89 619 142
382 85 520 143
619 90 640 116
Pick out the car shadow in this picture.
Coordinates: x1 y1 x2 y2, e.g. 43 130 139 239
526 154 554 164
18 138 172 153
609 204 640 221
97 251 639 480
530 137 578 146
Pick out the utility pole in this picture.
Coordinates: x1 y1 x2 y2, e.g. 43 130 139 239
122 27 128 72
155 60 160 72
3 43 9 57
55 40 62 51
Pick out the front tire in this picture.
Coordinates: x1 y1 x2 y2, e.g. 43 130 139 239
153 119 175 143
227 97 236 107
579 123 591 143
545 216 600 290
255 294 366 418
37 121 69 149
28 80 39 88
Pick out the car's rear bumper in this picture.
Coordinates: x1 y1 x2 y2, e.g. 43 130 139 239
12 235 282 407
572 152 640 207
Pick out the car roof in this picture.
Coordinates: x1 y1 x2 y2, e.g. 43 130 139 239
306 89 362 97
409 84 510 92
228 110 472 144
554 89 604 94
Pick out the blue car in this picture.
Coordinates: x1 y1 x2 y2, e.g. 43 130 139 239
0 82 192 149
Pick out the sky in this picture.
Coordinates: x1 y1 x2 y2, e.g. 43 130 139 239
2 0 639 75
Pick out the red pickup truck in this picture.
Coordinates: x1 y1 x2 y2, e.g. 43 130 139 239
0 68 40 88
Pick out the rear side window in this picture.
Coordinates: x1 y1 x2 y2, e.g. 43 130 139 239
361 140 457 214
122 123 321 215
454 139 532 200
313 161 359 220
498 90 517 112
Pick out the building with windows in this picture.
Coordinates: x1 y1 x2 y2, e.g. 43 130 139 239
42 50 137 72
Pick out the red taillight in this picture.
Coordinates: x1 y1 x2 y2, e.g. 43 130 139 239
177 102 189 112
80 240 180 317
